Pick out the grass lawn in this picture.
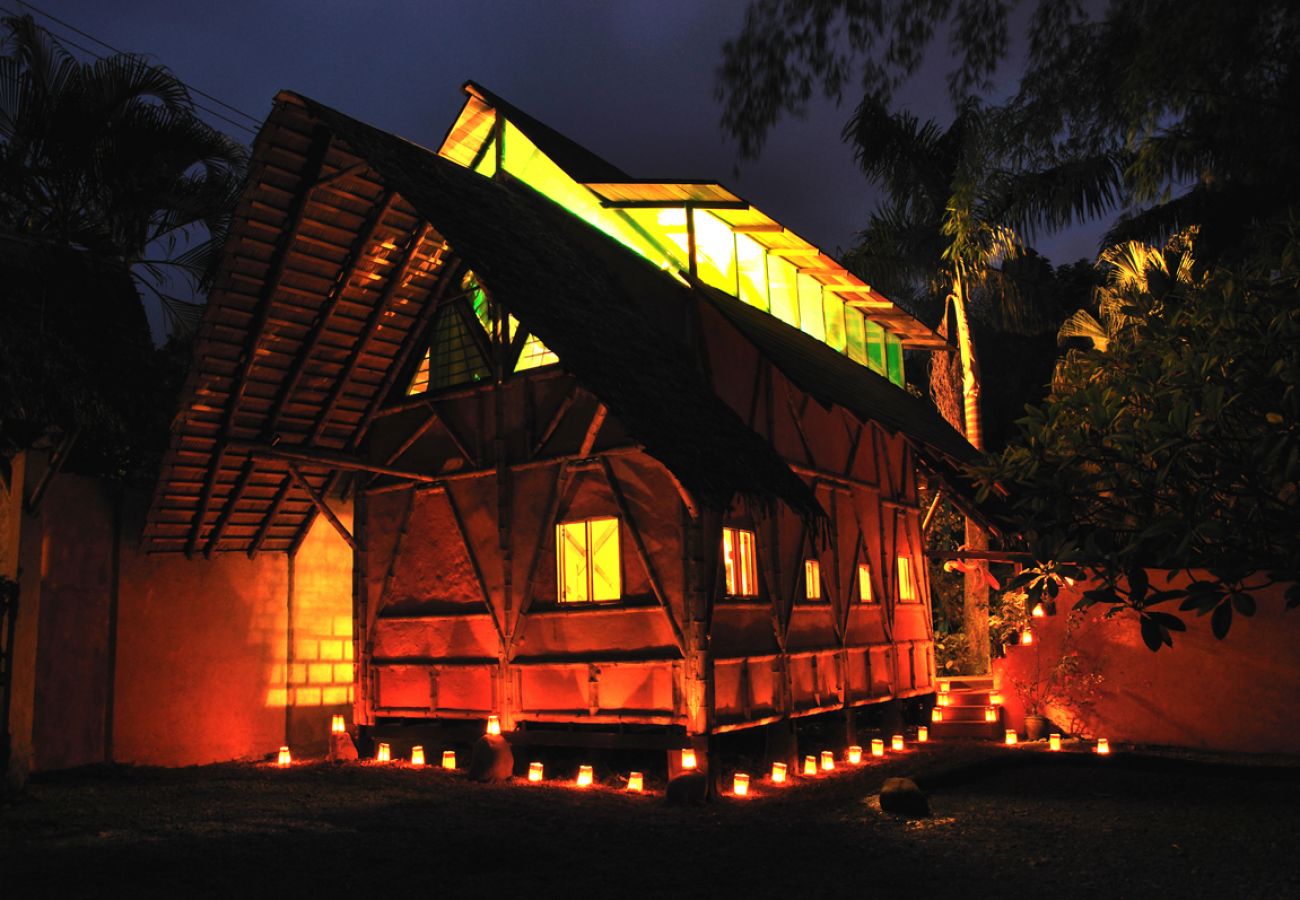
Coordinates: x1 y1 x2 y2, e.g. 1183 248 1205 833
3 742 1298 898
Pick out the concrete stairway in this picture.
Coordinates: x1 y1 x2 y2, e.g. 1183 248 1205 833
929 675 1004 740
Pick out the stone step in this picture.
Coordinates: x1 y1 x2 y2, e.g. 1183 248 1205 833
936 675 994 692
929 720 1004 740
940 690 996 707
933 705 1002 723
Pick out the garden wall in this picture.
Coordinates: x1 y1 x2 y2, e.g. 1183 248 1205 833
4 453 353 773
994 574 1300 754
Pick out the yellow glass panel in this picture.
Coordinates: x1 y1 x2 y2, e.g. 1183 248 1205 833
822 292 847 353
844 308 867 365
408 348 431 395
804 559 821 600
619 208 690 272
693 210 736 294
514 332 559 371
858 563 873 602
797 273 825 341
886 332 906 387
736 232 769 311
767 254 799 328
722 527 737 595
500 122 674 270
897 556 917 602
557 522 589 603
588 517 621 601
472 136 497 178
738 529 757 596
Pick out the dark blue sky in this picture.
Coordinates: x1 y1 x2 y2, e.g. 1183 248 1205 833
25 0 1103 264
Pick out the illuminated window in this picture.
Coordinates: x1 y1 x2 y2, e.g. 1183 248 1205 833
767 254 800 328
693 210 737 294
844 308 867 365
796 273 825 341
557 517 621 603
822 292 847 353
897 556 918 602
804 559 822 601
865 319 886 373
858 563 874 603
722 527 758 597
736 232 769 311
885 332 905 387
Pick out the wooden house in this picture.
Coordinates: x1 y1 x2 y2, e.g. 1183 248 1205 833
145 83 977 765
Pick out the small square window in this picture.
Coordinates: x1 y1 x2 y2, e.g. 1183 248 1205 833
858 563 874 603
722 527 758 597
557 517 621 603
804 559 822 601
897 556 918 602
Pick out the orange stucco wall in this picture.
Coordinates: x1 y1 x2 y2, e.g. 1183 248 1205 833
8 467 353 771
993 574 1300 754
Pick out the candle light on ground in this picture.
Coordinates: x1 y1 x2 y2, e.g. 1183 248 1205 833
1096 738 1111 755
847 745 863 764
576 765 593 787
820 750 835 771
411 746 425 767
803 755 817 776
1005 730 1018 746
871 738 884 757
990 691 1003 705
1049 733 1062 751
733 773 750 796
1021 629 1034 645
528 761 544 782
917 726 929 742
680 748 697 770
891 734 905 752
375 742 391 763
276 746 291 768
627 771 643 792
985 706 998 722
932 707 944 723
937 692 951 706
486 715 501 736
1032 603 1046 617
330 714 346 734
441 750 456 770
771 762 787 784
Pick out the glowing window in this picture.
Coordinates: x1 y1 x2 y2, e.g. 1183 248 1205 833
804 559 822 601
514 332 559 371
767 254 800 328
858 564 874 603
865 319 886 373
897 556 918 602
822 292 847 353
885 332 905 387
736 232 769 311
722 527 758 597
557 517 621 603
796 273 825 341
472 136 497 178
693 210 737 294
844 308 867 365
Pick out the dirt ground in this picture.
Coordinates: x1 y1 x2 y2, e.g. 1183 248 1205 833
3 741 1298 899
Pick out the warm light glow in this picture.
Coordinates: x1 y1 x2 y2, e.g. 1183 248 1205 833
722 527 758 597
804 559 822 601
330 714 346 734
627 771 644 792
528 761 544 782
803 755 817 776
558 518 621 603
1005 730 1018 746
277 746 292 768
375 742 391 763
733 773 750 797
576 765 594 788
847 745 863 765
411 746 425 767
441 750 456 770
985 707 998 723
486 715 501 736
820 750 835 771
1032 603 1046 618
680 748 697 770
871 738 885 758
990 691 1003 705
896 556 918 601
1096 738 1111 755
771 762 787 784
891 734 905 752
1021 629 1034 645
938 681 950 694
937 693 951 707
932 707 944 723
1049 733 1062 751
918 726 929 742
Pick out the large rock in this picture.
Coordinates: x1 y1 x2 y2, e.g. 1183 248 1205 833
879 777 930 818
467 734 514 782
665 772 708 805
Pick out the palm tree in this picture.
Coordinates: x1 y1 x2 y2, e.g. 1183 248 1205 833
0 13 247 336
0 13 246 482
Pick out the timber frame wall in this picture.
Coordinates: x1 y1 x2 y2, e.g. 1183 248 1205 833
356 304 935 740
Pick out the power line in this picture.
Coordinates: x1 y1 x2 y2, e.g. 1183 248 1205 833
2 2 261 136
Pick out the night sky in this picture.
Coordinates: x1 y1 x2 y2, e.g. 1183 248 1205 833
20 0 1103 269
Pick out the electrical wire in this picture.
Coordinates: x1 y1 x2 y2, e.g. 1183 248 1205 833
1 1 260 136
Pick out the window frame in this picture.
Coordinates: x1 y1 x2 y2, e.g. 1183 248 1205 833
857 562 875 604
896 555 919 603
721 526 759 598
802 558 824 602
556 516 622 604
